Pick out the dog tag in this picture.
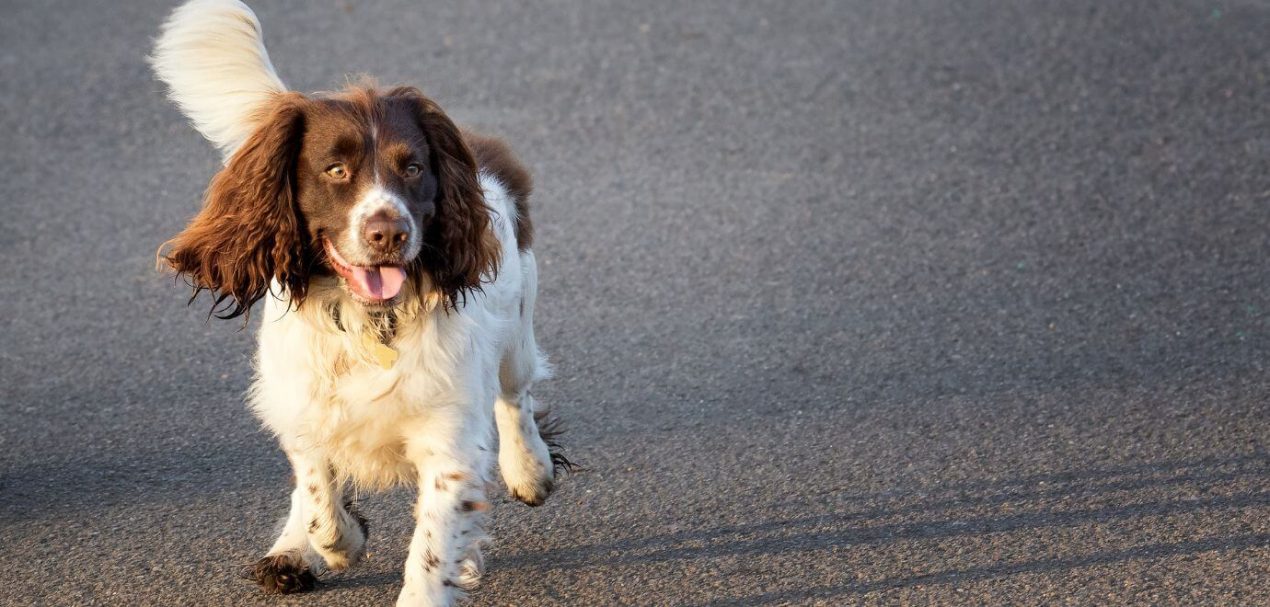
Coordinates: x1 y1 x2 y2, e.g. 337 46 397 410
361 333 399 369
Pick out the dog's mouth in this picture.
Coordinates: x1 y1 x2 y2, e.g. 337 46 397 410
324 239 407 304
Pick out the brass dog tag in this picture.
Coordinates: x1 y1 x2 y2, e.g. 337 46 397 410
361 333 399 369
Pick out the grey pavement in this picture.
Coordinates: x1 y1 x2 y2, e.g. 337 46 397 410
2 0 1269 605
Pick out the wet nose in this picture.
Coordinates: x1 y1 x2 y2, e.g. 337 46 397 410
363 211 411 253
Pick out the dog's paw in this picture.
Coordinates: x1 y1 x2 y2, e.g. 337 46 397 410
502 409 579 506
503 454 555 507
244 553 318 595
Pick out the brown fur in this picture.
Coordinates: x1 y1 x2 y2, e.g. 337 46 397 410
463 130 534 250
162 92 311 319
386 86 502 308
161 85 505 317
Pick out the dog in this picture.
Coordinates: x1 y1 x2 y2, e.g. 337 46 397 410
150 1 570 604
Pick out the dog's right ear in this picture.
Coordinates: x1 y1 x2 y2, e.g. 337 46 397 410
150 0 288 160
161 94 310 319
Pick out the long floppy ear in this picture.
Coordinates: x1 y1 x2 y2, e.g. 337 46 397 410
388 86 501 308
161 93 310 319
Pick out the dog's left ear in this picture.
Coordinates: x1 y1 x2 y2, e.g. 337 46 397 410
387 87 501 308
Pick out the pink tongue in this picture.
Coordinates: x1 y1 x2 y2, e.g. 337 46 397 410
348 265 406 301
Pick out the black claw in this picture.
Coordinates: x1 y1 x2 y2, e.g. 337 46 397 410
244 554 319 595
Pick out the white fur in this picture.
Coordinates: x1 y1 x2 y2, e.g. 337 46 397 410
251 174 554 605
153 3 558 603
344 184 423 263
150 0 288 161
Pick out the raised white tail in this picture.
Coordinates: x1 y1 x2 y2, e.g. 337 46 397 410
150 0 288 161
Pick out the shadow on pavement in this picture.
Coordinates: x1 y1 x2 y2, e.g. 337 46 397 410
493 451 1268 603
689 533 1270 606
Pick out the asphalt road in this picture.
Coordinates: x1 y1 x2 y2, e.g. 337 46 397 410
2 0 1269 605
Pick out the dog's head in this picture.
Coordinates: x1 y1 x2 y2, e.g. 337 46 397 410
162 86 499 318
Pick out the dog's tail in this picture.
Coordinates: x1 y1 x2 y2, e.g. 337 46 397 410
150 0 288 161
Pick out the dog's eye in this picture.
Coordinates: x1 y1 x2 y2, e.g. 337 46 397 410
404 163 422 178
325 164 349 180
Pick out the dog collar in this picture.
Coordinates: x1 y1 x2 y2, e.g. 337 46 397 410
330 306 400 369
330 306 398 339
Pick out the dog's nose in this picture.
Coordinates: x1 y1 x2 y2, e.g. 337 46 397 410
363 211 411 253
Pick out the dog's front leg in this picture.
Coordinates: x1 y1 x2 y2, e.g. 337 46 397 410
288 449 369 572
247 485 321 594
246 449 368 594
397 413 492 607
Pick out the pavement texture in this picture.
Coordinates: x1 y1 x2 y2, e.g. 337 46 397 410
2 0 1269 605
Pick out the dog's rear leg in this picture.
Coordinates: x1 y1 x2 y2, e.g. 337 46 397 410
496 388 556 506
496 251 561 506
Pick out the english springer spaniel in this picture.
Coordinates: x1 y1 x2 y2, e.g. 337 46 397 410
150 1 569 603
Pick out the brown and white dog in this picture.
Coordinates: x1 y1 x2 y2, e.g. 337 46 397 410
151 1 568 604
